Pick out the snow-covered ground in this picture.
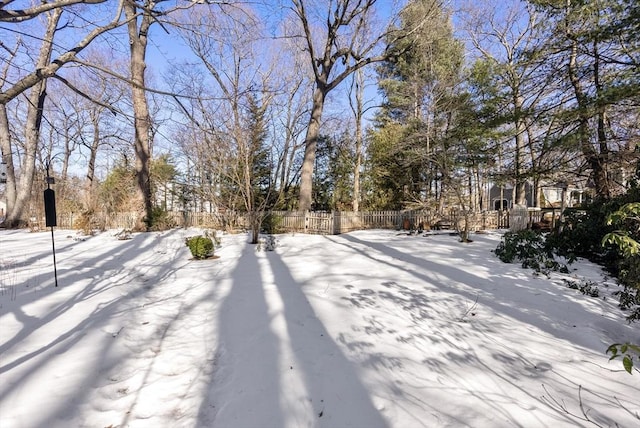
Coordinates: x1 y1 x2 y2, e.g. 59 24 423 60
0 227 638 428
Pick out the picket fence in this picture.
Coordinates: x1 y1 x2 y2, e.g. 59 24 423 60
46 209 513 235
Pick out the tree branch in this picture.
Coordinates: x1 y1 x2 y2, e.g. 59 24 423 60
0 0 128 104
0 0 107 23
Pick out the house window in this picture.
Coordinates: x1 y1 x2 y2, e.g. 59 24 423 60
494 199 508 210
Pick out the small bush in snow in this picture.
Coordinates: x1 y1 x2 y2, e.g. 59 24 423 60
562 279 599 298
185 235 214 259
256 235 277 251
494 229 569 275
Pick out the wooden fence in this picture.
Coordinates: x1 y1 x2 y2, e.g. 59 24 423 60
35 207 586 235
44 209 511 235
508 207 567 231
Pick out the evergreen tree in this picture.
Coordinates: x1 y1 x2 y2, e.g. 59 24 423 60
367 0 464 209
244 93 274 243
312 133 354 211
247 94 272 209
528 0 640 199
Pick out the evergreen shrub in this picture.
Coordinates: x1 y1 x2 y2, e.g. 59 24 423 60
149 207 177 231
261 212 283 234
494 229 569 274
185 235 214 259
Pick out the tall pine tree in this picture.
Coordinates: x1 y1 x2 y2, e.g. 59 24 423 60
367 0 464 209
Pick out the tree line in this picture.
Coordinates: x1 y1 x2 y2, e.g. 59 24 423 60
0 0 638 237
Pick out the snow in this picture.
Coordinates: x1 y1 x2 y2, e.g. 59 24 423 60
1 228 638 428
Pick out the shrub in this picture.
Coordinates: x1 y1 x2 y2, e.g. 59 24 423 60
494 229 569 274
550 189 640 270
562 279 599 298
616 255 640 320
74 210 98 235
149 207 176 231
257 234 277 251
547 205 617 267
185 235 214 259
261 212 283 234
603 202 640 321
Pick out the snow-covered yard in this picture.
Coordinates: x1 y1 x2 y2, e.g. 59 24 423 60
1 228 638 427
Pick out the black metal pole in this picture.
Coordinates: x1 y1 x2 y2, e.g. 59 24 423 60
45 159 59 287
51 225 58 287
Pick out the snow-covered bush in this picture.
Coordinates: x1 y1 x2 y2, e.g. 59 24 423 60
256 235 277 251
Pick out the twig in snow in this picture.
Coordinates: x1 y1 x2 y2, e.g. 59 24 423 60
458 294 479 322
541 384 615 428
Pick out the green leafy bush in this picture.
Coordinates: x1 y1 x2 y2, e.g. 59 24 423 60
607 342 640 374
602 202 640 321
185 235 214 259
551 189 640 270
494 229 544 263
494 229 569 274
546 207 614 265
616 255 640 316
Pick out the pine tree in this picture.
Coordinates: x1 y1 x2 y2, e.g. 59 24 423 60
367 0 464 209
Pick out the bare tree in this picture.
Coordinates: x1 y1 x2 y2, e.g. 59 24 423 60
0 0 129 226
348 67 369 212
0 41 19 224
59 52 128 212
121 0 236 230
292 0 402 211
1 8 62 227
124 0 155 230
175 4 279 241
269 21 313 209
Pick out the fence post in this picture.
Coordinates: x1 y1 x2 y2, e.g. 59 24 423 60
333 211 340 234
509 205 529 231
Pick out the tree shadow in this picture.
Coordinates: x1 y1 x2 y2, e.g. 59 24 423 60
197 242 285 427
331 232 638 354
0 229 202 426
264 249 389 427
0 230 185 364
315 232 639 426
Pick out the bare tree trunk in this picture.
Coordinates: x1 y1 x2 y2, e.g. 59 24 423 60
0 104 17 220
84 112 101 210
352 69 364 212
61 121 73 181
514 93 527 206
4 9 61 227
299 87 326 211
293 0 392 211
125 1 153 230
11 85 46 228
